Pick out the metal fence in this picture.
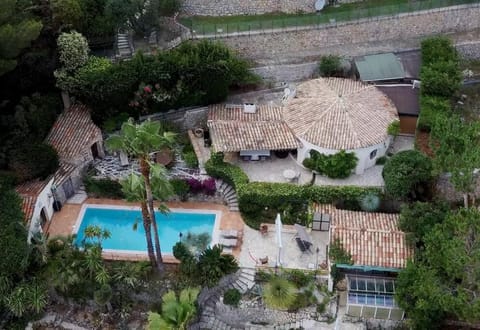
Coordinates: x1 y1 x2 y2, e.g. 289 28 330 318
182 0 480 38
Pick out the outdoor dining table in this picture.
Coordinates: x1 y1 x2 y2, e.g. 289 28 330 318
283 169 296 181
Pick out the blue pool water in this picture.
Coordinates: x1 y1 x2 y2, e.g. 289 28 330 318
74 207 216 253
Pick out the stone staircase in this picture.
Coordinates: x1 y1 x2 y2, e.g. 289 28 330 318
195 268 256 330
116 32 133 58
215 179 239 212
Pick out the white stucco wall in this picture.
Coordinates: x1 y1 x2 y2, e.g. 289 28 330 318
297 136 391 175
28 177 55 240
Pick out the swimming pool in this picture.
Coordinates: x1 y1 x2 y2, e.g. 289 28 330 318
74 205 220 254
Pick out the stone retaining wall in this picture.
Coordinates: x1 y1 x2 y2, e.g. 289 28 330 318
202 4 480 64
182 0 363 16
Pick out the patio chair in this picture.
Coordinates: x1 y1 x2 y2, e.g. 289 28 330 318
219 237 238 247
221 229 239 238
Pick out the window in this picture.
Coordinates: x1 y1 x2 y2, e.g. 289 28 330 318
370 149 377 159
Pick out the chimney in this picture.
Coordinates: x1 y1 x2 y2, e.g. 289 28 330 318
243 103 256 113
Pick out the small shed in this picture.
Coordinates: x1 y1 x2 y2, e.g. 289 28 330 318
354 53 405 82
46 105 104 203
16 177 55 240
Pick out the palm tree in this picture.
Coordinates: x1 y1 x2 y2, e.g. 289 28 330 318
106 119 175 272
263 276 297 310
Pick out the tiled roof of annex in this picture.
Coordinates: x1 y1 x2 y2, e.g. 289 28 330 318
207 104 299 152
283 78 398 150
15 179 50 225
319 204 412 269
46 105 102 162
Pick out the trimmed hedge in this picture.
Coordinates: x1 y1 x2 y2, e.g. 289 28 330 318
204 153 249 190
238 182 381 228
417 95 451 131
206 154 380 228
84 176 125 199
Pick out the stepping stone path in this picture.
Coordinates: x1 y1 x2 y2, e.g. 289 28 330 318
215 179 239 212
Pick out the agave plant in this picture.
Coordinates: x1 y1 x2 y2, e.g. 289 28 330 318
263 276 297 310
147 287 200 330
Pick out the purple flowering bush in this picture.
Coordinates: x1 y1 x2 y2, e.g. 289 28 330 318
202 178 216 196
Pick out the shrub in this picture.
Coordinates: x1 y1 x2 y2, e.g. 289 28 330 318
57 31 89 73
201 177 216 196
387 120 400 136
375 156 387 165
382 150 432 200
417 95 451 131
256 269 274 282
183 151 199 168
196 245 239 287
172 242 194 262
421 36 458 66
319 55 342 77
358 193 381 212
223 288 242 307
170 178 189 201
205 154 249 190
420 61 462 98
263 276 297 310
186 178 203 194
9 143 59 182
284 269 312 288
329 239 353 284
84 176 125 199
303 150 357 179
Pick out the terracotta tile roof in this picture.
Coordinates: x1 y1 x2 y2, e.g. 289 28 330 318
16 179 50 197
53 162 77 185
207 104 299 152
329 208 412 269
284 78 398 150
46 105 102 162
20 195 36 225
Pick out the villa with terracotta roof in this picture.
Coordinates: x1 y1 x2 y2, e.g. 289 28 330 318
16 177 55 240
207 104 299 160
321 206 411 320
46 105 104 203
207 78 398 173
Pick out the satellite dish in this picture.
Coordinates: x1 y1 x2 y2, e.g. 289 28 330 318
315 0 326 11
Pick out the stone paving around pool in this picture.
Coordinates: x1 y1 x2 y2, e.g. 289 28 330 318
238 223 329 271
47 199 244 262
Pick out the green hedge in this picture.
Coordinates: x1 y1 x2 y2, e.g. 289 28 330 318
84 176 125 199
417 95 451 131
420 36 458 67
238 182 381 228
206 154 380 228
204 153 249 190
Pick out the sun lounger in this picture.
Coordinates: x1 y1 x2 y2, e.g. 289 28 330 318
219 238 238 247
294 224 313 253
220 229 239 238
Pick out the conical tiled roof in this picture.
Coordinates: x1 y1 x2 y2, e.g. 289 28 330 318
284 78 398 150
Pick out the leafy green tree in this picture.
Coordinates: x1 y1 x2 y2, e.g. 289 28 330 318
148 287 200 330
0 0 42 76
107 119 175 272
420 60 462 98
382 150 432 200
8 142 59 183
396 208 480 328
263 276 297 310
421 36 458 66
398 201 449 249
303 149 358 179
56 30 89 72
431 112 480 207
51 0 83 31
319 55 342 77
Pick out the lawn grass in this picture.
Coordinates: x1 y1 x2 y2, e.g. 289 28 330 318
180 0 479 35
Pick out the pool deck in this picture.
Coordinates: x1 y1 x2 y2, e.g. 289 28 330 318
47 198 245 263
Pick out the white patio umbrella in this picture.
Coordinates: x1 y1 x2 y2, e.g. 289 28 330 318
275 213 283 267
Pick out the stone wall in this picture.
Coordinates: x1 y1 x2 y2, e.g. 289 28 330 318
201 4 480 64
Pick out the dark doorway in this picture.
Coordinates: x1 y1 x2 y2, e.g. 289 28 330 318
40 208 48 230
91 142 99 159
62 178 75 199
